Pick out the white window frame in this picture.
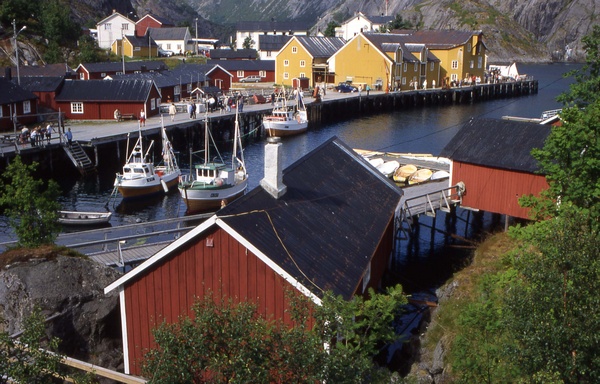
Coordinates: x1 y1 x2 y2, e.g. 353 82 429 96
292 46 297 54
470 60 474 69
134 47 141 52
101 72 107 78
467 44 471 52
283 72 289 79
0 106 3 118
79 73 85 80
299 72 306 78
121 24 128 31
300 60 305 67
403 63 407 72
259 70 266 77
104 23 111 31
430 62 434 71
71 102 84 114
450 73 458 81
187 83 192 92
174 85 181 96
413 62 418 71
478 57 483 69
23 100 31 114
402 77 406 85
151 99 156 110
237 70 244 77
284 59 289 67
451 60 458 69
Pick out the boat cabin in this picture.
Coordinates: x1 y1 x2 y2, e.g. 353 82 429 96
194 163 234 186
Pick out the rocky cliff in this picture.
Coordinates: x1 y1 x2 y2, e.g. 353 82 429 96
0 247 123 371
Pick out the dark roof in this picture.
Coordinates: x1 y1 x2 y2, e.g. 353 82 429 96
217 137 403 300
77 61 168 74
5 63 74 77
0 78 38 104
206 59 274 72
367 14 394 24
126 35 158 48
209 49 258 60
439 118 550 173
236 21 310 33
293 36 346 58
258 35 292 51
148 27 188 41
55 79 155 102
110 72 178 88
170 63 228 80
17 76 65 93
389 29 482 49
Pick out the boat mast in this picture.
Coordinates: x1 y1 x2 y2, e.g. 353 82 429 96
204 112 209 165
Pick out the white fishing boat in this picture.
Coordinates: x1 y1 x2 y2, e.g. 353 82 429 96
58 210 112 225
178 110 248 212
114 119 181 200
263 88 308 137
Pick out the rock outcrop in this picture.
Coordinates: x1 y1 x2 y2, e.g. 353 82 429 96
0 250 123 371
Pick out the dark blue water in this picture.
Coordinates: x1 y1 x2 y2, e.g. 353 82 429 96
0 63 578 247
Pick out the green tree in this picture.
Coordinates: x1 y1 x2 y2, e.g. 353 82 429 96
0 307 64 383
520 26 600 221
505 206 600 383
143 285 406 383
323 21 339 37
0 156 61 247
0 0 35 28
39 0 80 47
242 36 255 50
382 14 413 33
76 35 105 63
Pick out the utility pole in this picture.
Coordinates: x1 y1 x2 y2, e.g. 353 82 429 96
195 18 199 56
121 28 126 74
12 19 27 85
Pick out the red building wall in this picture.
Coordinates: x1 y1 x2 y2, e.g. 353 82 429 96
123 226 308 376
451 162 549 220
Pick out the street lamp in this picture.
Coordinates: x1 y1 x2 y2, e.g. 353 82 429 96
121 28 126 75
12 19 26 85
195 17 198 56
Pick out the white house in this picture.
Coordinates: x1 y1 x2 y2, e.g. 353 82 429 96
234 21 309 51
96 11 136 49
335 12 394 41
148 27 192 55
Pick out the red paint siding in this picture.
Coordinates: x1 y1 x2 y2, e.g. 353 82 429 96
124 227 310 376
451 161 549 219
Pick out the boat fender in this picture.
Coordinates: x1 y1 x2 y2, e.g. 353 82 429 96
215 178 224 187
296 114 301 123
161 179 169 193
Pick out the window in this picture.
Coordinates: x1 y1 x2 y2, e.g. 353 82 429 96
115 71 123 75
187 83 192 92
237 70 244 77
478 57 483 68
451 60 458 69
292 46 297 53
23 100 31 114
174 85 181 95
177 44 182 51
470 60 474 69
414 62 418 71
467 44 471 52
283 72 289 79
134 47 141 51
121 24 128 30
284 60 289 67
71 102 83 114
104 23 111 30
430 62 434 71
450 73 458 81
259 70 266 77
151 99 156 110
402 77 406 85
300 60 305 67
403 63 407 72
299 72 305 78
134 70 141 74
166 44 171 50
101 72 106 78
0 107 3 118
79 73 85 80
266 51 271 57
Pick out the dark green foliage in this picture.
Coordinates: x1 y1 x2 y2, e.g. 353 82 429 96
0 156 61 247
323 21 339 37
143 286 405 383
0 0 35 28
39 0 81 48
506 207 600 383
0 307 64 383
385 14 413 32
242 36 254 50
77 35 105 63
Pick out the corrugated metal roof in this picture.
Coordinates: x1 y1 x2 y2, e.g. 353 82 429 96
148 27 188 40
126 35 158 48
206 59 274 72
55 79 155 102
5 63 74 77
78 61 167 73
18 76 64 93
389 29 482 49
439 118 550 173
294 36 346 58
217 137 403 300
0 78 38 104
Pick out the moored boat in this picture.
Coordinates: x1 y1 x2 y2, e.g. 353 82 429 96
393 164 417 183
178 110 248 212
263 88 308 137
408 168 433 185
377 160 400 178
58 210 112 225
431 170 450 180
114 119 181 200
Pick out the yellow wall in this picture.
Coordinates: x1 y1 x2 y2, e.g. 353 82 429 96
431 36 486 84
275 38 314 87
333 35 392 90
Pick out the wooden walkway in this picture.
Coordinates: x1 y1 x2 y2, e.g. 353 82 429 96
88 241 172 267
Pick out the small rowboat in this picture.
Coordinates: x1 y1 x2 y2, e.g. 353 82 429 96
393 164 417 183
377 160 399 178
58 211 112 226
408 169 433 185
431 170 450 180
368 157 384 168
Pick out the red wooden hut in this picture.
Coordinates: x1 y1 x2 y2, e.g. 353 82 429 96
440 117 551 220
104 137 404 376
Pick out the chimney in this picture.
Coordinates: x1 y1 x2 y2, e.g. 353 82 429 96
260 136 287 199
5 67 12 81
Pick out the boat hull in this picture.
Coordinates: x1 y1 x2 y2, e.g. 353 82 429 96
58 211 112 225
116 170 180 200
264 121 308 137
179 178 248 212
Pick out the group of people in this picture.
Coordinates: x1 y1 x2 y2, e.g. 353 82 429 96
19 124 55 147
114 108 146 126
168 94 247 121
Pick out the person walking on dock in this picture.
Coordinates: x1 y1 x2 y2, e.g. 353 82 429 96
46 124 53 144
139 110 146 127
66 128 73 147
169 103 177 121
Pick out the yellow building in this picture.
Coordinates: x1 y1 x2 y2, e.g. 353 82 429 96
275 36 345 87
329 33 432 92
111 35 159 59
